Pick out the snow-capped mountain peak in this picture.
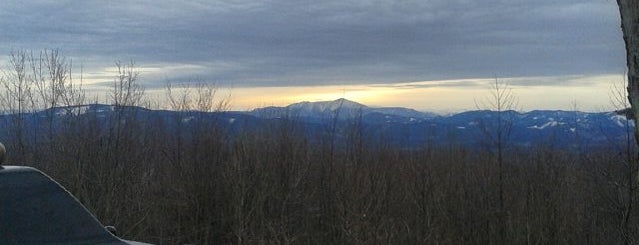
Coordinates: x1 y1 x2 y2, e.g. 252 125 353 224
287 98 366 113
250 98 435 120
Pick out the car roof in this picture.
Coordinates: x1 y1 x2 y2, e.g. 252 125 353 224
0 166 130 244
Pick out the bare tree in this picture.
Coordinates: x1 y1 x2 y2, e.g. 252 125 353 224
30 49 86 141
33 49 67 110
0 50 35 161
618 2 639 146
111 60 144 108
476 78 518 244
617 3 639 243
609 75 639 243
0 50 34 114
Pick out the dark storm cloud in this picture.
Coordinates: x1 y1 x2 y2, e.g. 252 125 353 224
0 0 625 87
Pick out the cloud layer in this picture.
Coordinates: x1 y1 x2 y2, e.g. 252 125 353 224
0 0 626 88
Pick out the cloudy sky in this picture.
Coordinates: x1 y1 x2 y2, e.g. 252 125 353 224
0 0 626 112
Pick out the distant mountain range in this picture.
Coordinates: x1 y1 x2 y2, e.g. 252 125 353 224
244 99 633 149
0 99 633 150
250 98 438 120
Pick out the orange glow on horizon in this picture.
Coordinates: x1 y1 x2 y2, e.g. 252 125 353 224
140 74 623 113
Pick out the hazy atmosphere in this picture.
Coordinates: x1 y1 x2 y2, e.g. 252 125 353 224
0 0 625 111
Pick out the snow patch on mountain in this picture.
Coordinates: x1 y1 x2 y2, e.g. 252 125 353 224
528 121 559 130
610 114 628 127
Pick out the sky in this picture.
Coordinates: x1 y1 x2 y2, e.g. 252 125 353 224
0 0 627 112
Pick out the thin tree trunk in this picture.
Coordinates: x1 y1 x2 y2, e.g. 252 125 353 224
618 1 639 145
618 1 639 243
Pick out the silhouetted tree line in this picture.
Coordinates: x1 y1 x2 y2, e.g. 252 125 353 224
1 50 639 244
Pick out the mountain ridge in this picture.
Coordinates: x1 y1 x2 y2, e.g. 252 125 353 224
4 99 631 150
249 98 438 119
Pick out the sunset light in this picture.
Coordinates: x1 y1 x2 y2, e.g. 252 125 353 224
0 1 635 243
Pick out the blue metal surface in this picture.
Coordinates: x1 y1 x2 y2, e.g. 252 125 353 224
0 166 133 244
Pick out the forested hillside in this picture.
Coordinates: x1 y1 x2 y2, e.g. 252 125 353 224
1 50 638 244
